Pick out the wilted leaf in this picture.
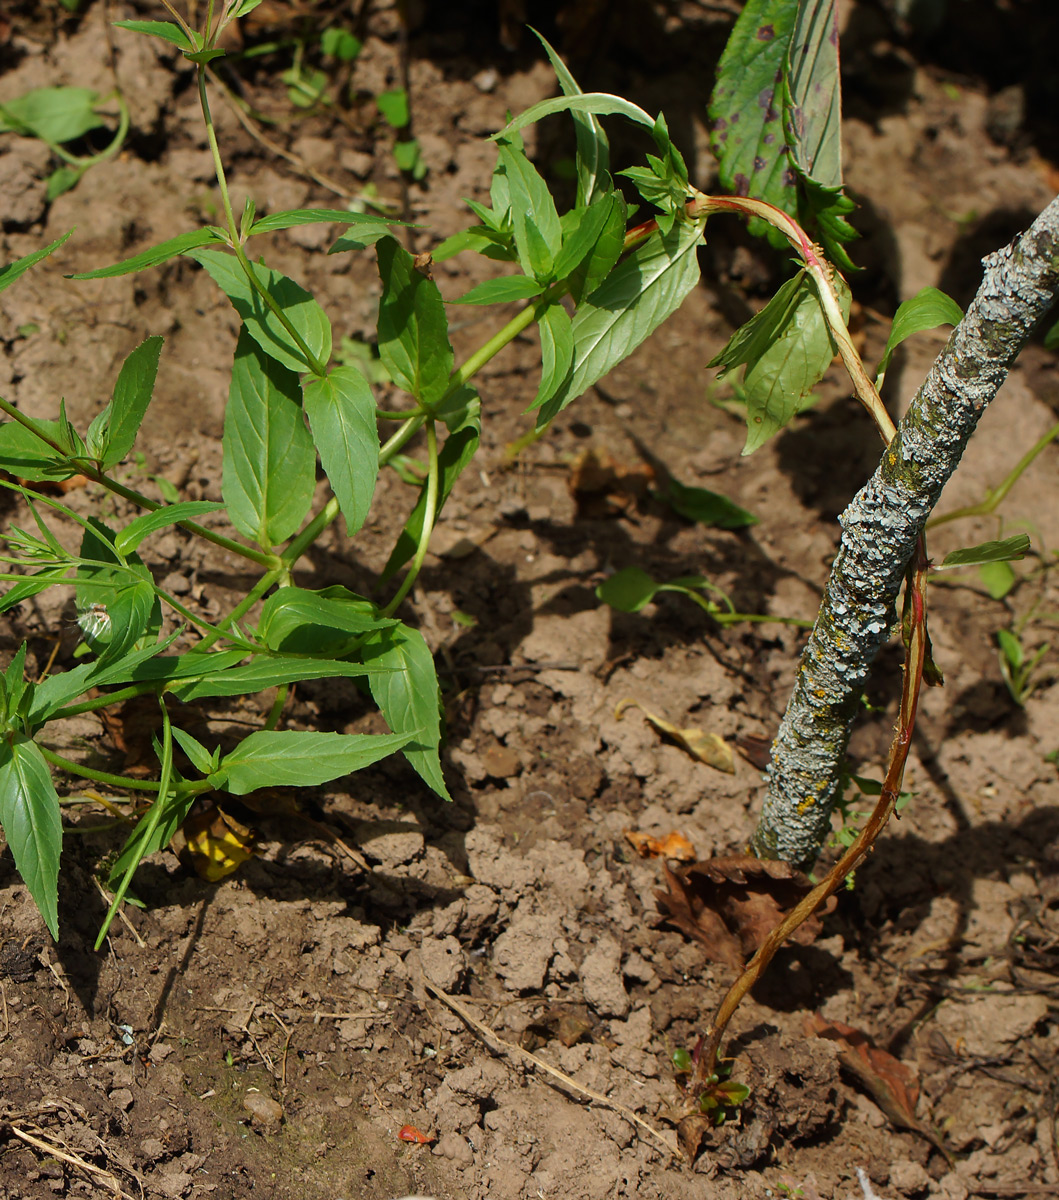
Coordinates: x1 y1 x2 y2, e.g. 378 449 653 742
657 855 835 969
624 828 697 862
616 698 734 773
179 805 255 882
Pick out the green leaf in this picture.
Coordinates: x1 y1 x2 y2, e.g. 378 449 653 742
877 286 963 376
258 586 396 655
496 138 563 280
393 139 426 180
493 93 655 141
1044 316 1059 351
113 19 196 52
432 226 517 264
250 208 397 236
0 231 73 294
363 623 449 800
320 27 362 61
171 727 216 775
533 30 610 207
532 303 574 410
0 735 61 937
223 330 316 547
169 656 385 702
453 276 545 305
783 0 842 189
106 786 196 889
0 87 104 144
595 566 659 613
938 534 1030 570
552 195 619 283
329 225 403 254
664 478 757 529
381 388 480 581
376 237 454 407
87 336 164 469
978 559 1017 600
187 247 331 374
113 501 223 557
303 367 380 536
566 191 626 303
708 0 798 243
377 89 409 128
0 419 72 481
87 580 158 665
68 229 224 280
536 221 703 427
45 165 83 202
709 270 851 454
217 729 416 794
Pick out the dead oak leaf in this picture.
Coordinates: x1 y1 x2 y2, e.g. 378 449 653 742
625 829 697 862
616 699 735 773
656 856 835 970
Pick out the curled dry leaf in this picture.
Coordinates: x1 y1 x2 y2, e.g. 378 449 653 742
616 699 735 774
178 805 255 882
625 828 697 862
656 856 835 970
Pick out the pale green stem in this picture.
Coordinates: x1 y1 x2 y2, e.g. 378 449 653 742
382 420 439 616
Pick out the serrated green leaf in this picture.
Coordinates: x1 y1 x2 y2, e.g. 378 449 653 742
86 335 163 469
0 87 104 144
303 366 380 536
362 623 449 800
0 736 61 937
493 93 655 141
68 229 224 280
376 237 454 407
453 276 545 305
536 221 703 427
222 329 316 547
251 208 397 236
113 19 196 52
113 501 223 557
258 586 396 655
382 388 480 581
187 247 331 374
533 30 610 207
532 303 574 410
708 0 798 244
496 139 563 280
938 534 1030 570
877 286 963 376
0 231 73 294
217 729 415 794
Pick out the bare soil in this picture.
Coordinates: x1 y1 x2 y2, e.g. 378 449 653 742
1 3 1059 1198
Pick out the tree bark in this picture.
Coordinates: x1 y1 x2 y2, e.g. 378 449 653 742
752 194 1059 866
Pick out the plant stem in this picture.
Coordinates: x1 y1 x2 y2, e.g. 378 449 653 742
753 194 1059 865
382 419 439 615
39 746 161 791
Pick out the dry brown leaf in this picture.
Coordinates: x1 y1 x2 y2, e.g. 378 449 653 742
616 699 735 773
179 805 255 882
624 829 697 862
567 447 653 517
656 856 835 969
735 732 773 771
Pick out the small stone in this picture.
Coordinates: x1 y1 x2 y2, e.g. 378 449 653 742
481 742 521 779
472 67 499 93
353 821 424 868
418 935 464 991
243 1090 283 1131
109 1088 134 1111
433 1131 474 1164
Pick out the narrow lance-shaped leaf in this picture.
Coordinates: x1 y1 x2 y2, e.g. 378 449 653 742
250 208 399 236
537 220 704 427
303 367 380 535
938 535 1030 570
784 0 842 189
493 93 655 141
113 19 196 52
0 231 73 294
0 419 74 481
216 729 417 794
86 336 164 469
0 735 62 938
363 622 450 800
113 501 224 557
496 138 563 281
376 237 454 407
169 656 387 702
222 329 316 547
68 229 224 281
453 276 545 305
532 303 574 411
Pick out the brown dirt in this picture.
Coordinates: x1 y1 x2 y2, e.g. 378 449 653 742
1 2 1059 1198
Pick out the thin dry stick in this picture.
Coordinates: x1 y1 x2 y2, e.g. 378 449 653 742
690 543 930 1097
7 1124 136 1199
422 979 681 1163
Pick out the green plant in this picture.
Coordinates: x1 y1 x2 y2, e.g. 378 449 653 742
996 626 1051 706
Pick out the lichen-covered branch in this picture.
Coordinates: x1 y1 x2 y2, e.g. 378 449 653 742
753 194 1059 866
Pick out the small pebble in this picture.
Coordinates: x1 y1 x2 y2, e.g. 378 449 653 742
243 1089 283 1131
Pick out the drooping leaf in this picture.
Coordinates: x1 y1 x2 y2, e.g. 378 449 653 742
0 232 73 294
978 560 1017 600
938 534 1030 570
258 586 396 655
303 366 380 535
595 566 659 613
113 501 224 557
453 276 545 305
616 698 735 772
533 30 610 207
113 19 196 52
362 623 450 800
187 247 332 374
250 208 398 236
68 229 224 280
0 87 104 144
708 0 799 242
493 93 655 141
709 269 851 454
0 735 61 938
222 330 316 548
381 388 480 581
216 729 416 794
532 302 574 411
536 221 703 427
877 286 963 377
375 237 454 408
86 335 164 469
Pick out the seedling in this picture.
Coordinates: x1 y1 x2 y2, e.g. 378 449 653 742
672 1047 750 1127
997 627 1051 706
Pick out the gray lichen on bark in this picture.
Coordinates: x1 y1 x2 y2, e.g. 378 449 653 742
753 195 1059 866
